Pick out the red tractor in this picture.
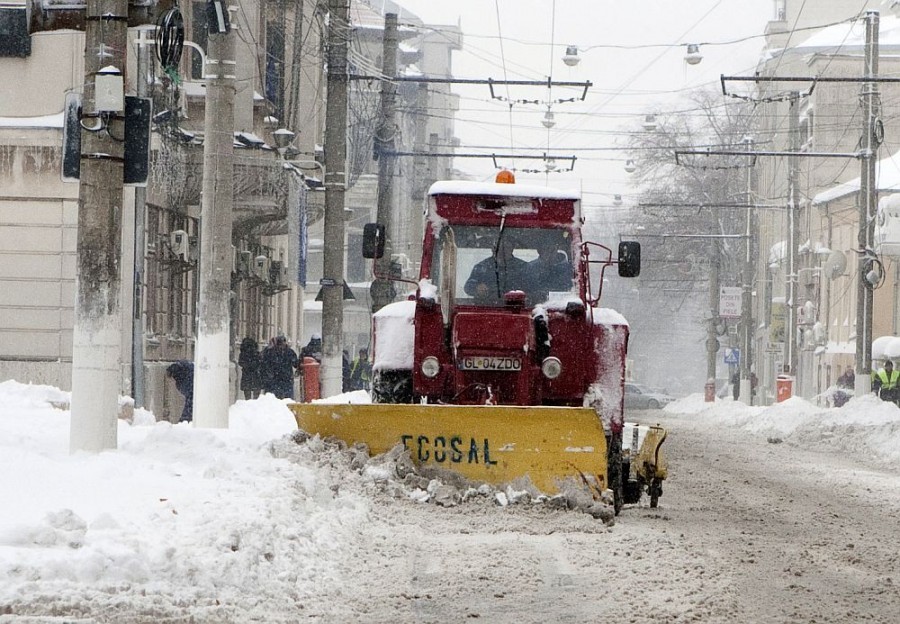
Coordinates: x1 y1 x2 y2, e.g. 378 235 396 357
293 173 655 512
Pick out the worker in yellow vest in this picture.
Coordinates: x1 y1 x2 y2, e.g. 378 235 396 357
873 359 900 404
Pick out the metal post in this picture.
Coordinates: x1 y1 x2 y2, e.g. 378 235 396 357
193 11 236 428
856 10 878 395
321 0 350 397
787 93 800 382
740 136 754 404
132 26 153 409
371 12 399 313
69 0 129 453
707 244 720 387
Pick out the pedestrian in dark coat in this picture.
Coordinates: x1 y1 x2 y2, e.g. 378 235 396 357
166 360 194 422
300 334 323 362
342 349 351 392
260 335 299 399
238 337 262 400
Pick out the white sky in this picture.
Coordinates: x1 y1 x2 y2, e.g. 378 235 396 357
394 0 774 208
2 377 898 617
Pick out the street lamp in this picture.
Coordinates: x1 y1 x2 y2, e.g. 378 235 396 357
272 127 296 154
624 159 637 173
273 127 325 176
642 114 657 131
685 44 702 65
562 45 580 67
542 108 556 129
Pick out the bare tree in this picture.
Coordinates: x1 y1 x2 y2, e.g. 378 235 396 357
610 90 757 392
627 90 756 305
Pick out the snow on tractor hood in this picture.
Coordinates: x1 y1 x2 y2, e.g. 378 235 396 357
372 300 416 372
592 307 629 327
429 180 580 201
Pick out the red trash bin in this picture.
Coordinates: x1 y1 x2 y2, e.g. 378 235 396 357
704 379 716 402
776 375 793 402
302 357 320 402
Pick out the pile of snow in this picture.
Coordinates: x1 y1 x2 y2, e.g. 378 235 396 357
5 376 900 620
665 392 900 466
0 379 613 621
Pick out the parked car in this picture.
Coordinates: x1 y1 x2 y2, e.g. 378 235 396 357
624 382 674 410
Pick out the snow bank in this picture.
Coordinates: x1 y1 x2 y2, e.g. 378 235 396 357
666 392 900 466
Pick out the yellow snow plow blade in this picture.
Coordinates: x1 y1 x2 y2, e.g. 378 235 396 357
289 403 608 495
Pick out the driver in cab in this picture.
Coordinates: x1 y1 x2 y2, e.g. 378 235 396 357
525 238 572 302
463 238 528 303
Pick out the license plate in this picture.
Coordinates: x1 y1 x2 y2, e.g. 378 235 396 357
458 356 522 371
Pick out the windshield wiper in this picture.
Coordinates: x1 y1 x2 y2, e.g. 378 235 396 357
492 212 507 298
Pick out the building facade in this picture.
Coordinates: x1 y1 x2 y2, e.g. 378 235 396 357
753 0 900 402
0 0 460 412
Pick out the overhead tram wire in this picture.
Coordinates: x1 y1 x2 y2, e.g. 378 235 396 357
397 7 869 181
155 6 184 78
411 18 857 52
391 12 864 122
533 0 727 148
750 0 869 204
493 0 516 170
401 86 882 125
544 0 557 179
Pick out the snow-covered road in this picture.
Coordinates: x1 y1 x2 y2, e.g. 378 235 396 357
5 382 900 623
278 409 900 623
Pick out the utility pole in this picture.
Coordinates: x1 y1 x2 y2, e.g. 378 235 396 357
69 0 129 453
786 92 801 383
371 12 399 313
322 0 350 397
856 10 879 395
193 4 236 428
706 244 720 389
740 136 755 403
132 26 153 409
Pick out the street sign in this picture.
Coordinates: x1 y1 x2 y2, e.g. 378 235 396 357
724 347 740 365
719 286 742 319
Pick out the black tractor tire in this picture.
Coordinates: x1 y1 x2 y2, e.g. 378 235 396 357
649 478 663 508
623 476 643 505
607 433 624 515
371 370 413 404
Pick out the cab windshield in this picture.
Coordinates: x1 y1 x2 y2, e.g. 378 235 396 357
431 225 574 307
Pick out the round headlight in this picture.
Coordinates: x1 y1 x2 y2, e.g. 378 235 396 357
541 357 562 379
421 356 440 378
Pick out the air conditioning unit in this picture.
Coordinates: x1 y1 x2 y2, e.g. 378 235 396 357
812 321 827 346
800 268 819 287
391 253 413 276
188 236 199 262
252 255 270 281
270 260 290 288
798 300 816 326
169 230 189 261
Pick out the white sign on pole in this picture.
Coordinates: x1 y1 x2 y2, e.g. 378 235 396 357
719 286 742 319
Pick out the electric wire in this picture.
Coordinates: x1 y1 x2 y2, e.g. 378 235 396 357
155 5 185 79
493 0 515 165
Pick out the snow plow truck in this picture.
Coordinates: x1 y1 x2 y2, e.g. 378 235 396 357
291 172 666 512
